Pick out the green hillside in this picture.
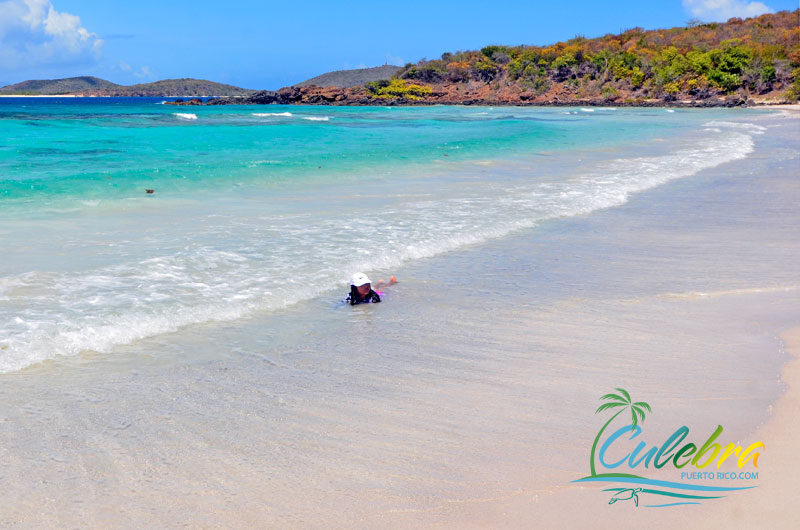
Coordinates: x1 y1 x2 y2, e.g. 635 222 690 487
388 9 800 103
295 65 403 88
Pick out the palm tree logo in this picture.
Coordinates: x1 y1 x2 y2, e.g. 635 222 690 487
576 390 744 508
589 388 651 477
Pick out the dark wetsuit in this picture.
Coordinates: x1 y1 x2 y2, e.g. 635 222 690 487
345 288 381 305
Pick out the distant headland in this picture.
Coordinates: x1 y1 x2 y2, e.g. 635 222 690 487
4 10 798 107
0 77 256 97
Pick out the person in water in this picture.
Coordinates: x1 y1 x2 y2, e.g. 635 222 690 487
346 272 396 305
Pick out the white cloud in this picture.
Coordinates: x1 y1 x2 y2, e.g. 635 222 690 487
385 53 404 66
0 0 103 72
683 0 774 21
133 65 154 80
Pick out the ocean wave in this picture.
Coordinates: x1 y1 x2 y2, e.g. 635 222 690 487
173 113 198 120
580 108 595 112
704 120 766 134
302 116 330 121
246 159 282 167
658 284 800 300
253 112 293 117
0 124 759 373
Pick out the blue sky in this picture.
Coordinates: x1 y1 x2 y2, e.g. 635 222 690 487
0 0 796 89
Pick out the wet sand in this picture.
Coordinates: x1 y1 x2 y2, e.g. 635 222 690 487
359 111 800 529
694 325 800 529
0 110 797 528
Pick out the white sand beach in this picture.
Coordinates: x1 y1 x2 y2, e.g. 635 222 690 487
0 107 797 528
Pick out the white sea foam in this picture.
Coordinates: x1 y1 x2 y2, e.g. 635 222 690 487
173 113 198 120
247 159 282 167
704 120 766 134
665 109 675 113
0 124 760 373
655 284 800 300
253 112 293 117
303 116 329 121
580 108 595 112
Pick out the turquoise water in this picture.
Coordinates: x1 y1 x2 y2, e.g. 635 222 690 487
0 99 780 372
1 99 721 204
1 99 798 527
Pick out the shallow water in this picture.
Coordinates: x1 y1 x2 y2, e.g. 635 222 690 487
0 101 778 373
0 102 798 527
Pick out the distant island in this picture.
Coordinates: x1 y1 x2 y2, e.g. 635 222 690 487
5 10 799 106
0 77 255 97
0 67 404 98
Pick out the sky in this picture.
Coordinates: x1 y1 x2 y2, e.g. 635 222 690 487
0 0 796 89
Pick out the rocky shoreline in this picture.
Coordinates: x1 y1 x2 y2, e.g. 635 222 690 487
165 83 771 108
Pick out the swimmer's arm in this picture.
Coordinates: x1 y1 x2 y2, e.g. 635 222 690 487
373 276 397 290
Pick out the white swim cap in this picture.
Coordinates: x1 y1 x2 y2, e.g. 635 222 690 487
350 272 371 287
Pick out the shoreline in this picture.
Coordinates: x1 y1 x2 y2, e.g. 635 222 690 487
0 94 79 98
692 324 800 529
0 104 796 528
406 323 800 530
352 109 800 528
176 92 800 108
2 93 797 109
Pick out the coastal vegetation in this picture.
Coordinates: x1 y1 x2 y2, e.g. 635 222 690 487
365 79 433 100
394 9 799 103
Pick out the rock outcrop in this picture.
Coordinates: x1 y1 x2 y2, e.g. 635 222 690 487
185 81 754 108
